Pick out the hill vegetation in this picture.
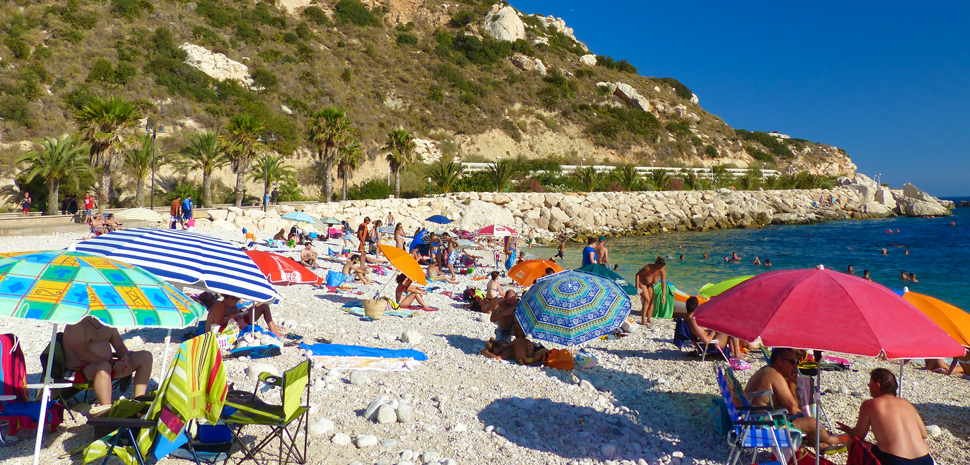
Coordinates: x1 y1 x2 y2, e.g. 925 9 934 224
0 0 853 211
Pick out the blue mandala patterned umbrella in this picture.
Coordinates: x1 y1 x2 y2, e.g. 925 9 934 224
515 270 632 346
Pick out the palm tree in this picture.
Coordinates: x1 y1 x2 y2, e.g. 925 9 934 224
428 160 465 193
175 131 229 208
679 168 699 191
610 165 642 191
74 95 142 217
124 134 172 207
647 168 673 191
572 166 602 192
336 140 363 201
306 107 353 202
485 159 522 193
249 154 295 206
223 114 264 207
711 166 730 188
383 129 418 198
17 136 91 215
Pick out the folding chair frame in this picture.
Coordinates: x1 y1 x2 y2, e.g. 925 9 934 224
715 366 800 465
88 417 203 465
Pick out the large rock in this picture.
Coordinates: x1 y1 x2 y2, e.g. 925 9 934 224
863 201 894 218
180 43 255 88
579 54 597 66
596 82 651 112
898 198 950 217
452 200 514 232
483 5 525 42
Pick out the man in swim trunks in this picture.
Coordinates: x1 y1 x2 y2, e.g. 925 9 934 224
489 290 521 342
838 368 935 465
745 348 843 450
343 254 373 285
595 236 610 266
63 316 153 411
300 242 318 268
554 234 567 260
581 237 598 267
357 217 370 253
635 257 666 325
206 294 287 338
684 296 740 359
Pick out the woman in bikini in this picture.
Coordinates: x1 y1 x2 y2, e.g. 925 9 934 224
394 273 433 311
635 257 667 325
427 261 459 284
485 271 503 300
394 223 405 250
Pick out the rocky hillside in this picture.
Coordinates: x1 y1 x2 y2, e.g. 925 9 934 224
0 0 856 198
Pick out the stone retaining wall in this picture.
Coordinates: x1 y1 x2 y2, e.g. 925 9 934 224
195 178 951 242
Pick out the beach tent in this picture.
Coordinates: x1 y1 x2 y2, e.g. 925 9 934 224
408 228 430 256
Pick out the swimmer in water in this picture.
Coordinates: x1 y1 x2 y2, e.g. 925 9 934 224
764 259 771 267
846 264 855 275
905 250 909 255
863 270 872 281
882 248 888 255
909 273 918 283
752 256 761 265
900 271 910 281
731 252 741 262
679 254 685 261
703 252 709 260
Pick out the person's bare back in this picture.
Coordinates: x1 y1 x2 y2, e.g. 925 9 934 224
839 368 932 461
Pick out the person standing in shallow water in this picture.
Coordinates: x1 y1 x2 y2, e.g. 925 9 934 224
595 236 610 266
581 237 598 267
635 257 667 325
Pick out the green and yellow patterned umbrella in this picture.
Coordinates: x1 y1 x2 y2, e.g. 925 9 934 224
0 250 205 328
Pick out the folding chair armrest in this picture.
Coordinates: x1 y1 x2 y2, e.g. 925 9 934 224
0 395 16 401
26 382 74 389
257 372 283 387
747 390 773 399
768 409 790 417
86 417 155 428
734 420 775 426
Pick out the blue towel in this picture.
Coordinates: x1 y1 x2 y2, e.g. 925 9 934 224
342 301 364 308
299 343 428 361
0 401 59 422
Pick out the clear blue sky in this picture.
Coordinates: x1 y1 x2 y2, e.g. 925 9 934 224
510 1 970 197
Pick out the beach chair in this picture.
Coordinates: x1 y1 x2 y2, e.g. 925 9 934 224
715 366 800 465
222 359 311 465
0 334 66 444
673 317 730 362
83 333 227 465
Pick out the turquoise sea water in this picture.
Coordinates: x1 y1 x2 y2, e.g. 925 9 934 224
542 199 970 311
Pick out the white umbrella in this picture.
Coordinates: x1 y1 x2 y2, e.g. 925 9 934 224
113 208 165 222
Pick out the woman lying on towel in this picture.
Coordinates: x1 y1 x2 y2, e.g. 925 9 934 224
395 273 433 311
480 336 549 365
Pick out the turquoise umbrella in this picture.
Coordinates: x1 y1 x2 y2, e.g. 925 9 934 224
282 211 328 231
576 263 637 295
515 270 632 346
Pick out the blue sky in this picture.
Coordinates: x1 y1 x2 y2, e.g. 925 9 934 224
510 1 970 196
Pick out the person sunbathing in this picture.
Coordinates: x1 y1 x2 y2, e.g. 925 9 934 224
62 316 153 414
745 347 844 450
343 254 373 285
205 293 286 338
684 296 742 361
273 228 286 241
104 214 123 231
480 336 548 365
88 216 108 236
300 242 319 268
838 368 935 465
427 262 458 284
394 274 432 311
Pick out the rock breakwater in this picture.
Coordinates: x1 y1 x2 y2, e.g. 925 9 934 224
198 178 951 242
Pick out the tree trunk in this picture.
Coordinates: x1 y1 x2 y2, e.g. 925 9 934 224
97 167 111 217
342 175 348 202
234 169 245 208
322 158 333 202
393 167 401 198
134 176 146 208
47 180 59 216
202 171 214 208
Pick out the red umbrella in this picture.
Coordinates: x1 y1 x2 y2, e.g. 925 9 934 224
694 266 965 359
477 224 518 237
244 250 323 286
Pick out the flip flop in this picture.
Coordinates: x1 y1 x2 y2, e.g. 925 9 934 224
286 333 303 340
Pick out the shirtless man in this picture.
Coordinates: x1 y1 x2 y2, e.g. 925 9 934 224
595 236 610 266
745 347 842 449
488 290 521 342
62 316 153 411
554 234 567 260
343 254 373 285
684 296 740 358
205 294 286 338
838 368 934 465
635 257 667 325
300 242 318 268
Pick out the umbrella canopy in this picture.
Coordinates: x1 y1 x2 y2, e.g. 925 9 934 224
509 259 565 286
282 211 327 231
244 250 323 286
694 267 966 359
575 263 637 295
113 208 165 223
477 224 519 237
378 244 427 286
697 275 754 299
896 288 970 347
0 250 205 328
516 270 632 346
320 217 342 225
426 215 452 224
72 228 280 303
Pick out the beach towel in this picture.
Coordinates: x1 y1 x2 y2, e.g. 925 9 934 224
300 343 427 372
652 282 677 319
404 306 439 312
299 343 428 361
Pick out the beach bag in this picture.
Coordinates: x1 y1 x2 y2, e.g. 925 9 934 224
709 398 733 437
326 270 346 287
186 218 196 228
544 349 574 370
362 299 385 320
170 424 233 464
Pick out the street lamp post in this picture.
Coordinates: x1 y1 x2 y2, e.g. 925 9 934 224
257 132 277 212
876 173 881 186
581 157 585 169
145 119 164 210
428 177 432 196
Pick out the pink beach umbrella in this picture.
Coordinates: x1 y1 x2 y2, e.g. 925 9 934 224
477 224 519 237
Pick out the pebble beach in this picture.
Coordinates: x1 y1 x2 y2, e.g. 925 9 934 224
0 227 967 465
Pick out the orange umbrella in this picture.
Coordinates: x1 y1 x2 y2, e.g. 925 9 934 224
509 259 564 286
244 250 323 286
898 288 970 347
378 244 427 286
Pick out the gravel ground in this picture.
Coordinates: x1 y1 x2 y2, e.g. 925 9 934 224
0 228 966 465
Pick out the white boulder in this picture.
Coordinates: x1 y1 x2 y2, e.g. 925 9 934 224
579 54 597 66
483 5 525 42
180 43 255 88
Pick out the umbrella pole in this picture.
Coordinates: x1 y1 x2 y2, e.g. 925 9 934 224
33 324 58 465
157 328 172 384
898 359 906 398
814 350 822 465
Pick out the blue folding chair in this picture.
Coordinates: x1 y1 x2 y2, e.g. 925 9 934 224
715 366 801 465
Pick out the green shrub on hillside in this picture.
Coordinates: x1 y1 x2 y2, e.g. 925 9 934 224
197 1 234 28
450 10 477 28
736 129 795 159
596 55 637 74
301 6 333 26
745 145 775 163
666 120 692 137
655 77 693 100
295 22 314 40
705 145 718 158
341 68 352 83
334 0 382 27
427 85 445 103
0 96 32 128
110 0 154 20
252 69 278 89
397 33 418 46
450 32 511 65
500 119 522 142
192 26 225 47
434 64 485 97
4 38 31 59
348 178 392 200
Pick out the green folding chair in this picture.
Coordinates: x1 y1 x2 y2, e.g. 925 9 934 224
223 359 311 465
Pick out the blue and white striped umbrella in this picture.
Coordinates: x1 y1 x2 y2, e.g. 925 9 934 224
71 228 280 303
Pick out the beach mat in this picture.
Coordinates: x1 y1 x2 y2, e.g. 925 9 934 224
299 343 428 361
